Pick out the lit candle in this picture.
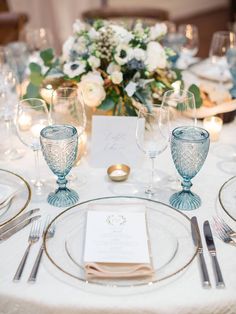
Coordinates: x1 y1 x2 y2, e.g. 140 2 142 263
40 85 54 105
203 116 223 141
18 113 32 131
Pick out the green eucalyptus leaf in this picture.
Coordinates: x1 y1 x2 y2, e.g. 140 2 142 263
30 72 44 86
24 83 40 99
40 48 54 66
188 84 202 108
29 62 41 73
97 97 115 111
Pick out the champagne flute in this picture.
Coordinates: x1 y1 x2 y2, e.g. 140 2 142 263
209 31 236 87
136 106 170 197
16 98 50 194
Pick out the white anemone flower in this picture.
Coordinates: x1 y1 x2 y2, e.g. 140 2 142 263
63 61 86 78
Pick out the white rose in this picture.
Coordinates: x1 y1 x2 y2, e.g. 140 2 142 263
107 62 121 74
111 71 123 84
88 28 99 40
88 55 101 69
81 71 104 85
110 25 133 44
63 61 86 78
149 23 167 40
133 48 146 61
73 19 86 33
145 41 167 71
62 36 74 60
79 81 106 107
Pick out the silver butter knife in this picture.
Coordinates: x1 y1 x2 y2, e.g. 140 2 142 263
0 215 41 242
0 208 40 236
191 217 211 288
203 220 225 288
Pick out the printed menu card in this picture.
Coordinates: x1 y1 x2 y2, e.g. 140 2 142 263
83 211 154 279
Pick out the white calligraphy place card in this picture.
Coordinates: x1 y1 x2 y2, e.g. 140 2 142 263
84 211 150 264
89 116 144 167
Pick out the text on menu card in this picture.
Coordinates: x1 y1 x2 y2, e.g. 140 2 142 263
90 116 144 168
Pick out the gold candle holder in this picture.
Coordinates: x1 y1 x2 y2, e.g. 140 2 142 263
107 164 130 182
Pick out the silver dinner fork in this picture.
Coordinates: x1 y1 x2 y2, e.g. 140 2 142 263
28 217 55 283
13 221 41 281
213 220 236 246
213 216 236 238
0 192 16 210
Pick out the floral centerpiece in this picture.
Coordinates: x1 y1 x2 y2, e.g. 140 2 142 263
25 19 201 115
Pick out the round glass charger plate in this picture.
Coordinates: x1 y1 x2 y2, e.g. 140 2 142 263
44 196 198 291
0 168 31 226
219 176 236 221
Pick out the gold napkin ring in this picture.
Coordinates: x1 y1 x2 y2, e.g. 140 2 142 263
107 164 130 182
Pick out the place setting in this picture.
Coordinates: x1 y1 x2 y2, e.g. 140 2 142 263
1 9 236 313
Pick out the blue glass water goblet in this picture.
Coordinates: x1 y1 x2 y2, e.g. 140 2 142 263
40 125 79 207
226 47 236 98
169 126 210 210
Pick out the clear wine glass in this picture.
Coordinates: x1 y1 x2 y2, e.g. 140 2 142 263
0 68 24 160
51 87 87 182
22 27 53 53
209 31 236 87
40 124 79 207
5 42 29 98
16 98 50 194
178 24 199 69
161 88 197 189
169 126 210 210
162 88 197 128
136 106 170 197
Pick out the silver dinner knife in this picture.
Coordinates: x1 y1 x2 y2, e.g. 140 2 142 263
191 216 211 288
203 220 225 288
0 208 40 236
0 215 41 242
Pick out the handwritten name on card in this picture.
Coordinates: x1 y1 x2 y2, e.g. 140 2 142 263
90 116 144 168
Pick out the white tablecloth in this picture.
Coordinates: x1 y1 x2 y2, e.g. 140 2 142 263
0 116 236 314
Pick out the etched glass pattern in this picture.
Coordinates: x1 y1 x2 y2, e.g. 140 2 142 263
169 126 210 210
40 125 79 207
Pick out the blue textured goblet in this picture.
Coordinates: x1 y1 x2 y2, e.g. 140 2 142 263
169 126 210 210
226 47 236 98
40 125 79 207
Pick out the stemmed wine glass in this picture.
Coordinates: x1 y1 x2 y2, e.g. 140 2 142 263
209 31 236 87
178 24 199 68
0 68 25 160
136 106 170 197
16 98 50 194
51 87 87 181
169 126 210 210
22 27 53 53
40 124 79 207
161 88 197 188
5 42 29 98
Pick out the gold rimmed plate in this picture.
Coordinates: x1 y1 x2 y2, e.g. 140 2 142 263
44 196 198 292
0 168 31 226
219 176 236 222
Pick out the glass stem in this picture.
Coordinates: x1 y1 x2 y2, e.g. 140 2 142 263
181 177 192 192
57 176 68 190
146 157 155 196
5 119 13 152
33 149 43 188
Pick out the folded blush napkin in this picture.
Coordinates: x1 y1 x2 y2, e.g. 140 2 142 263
83 203 154 280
